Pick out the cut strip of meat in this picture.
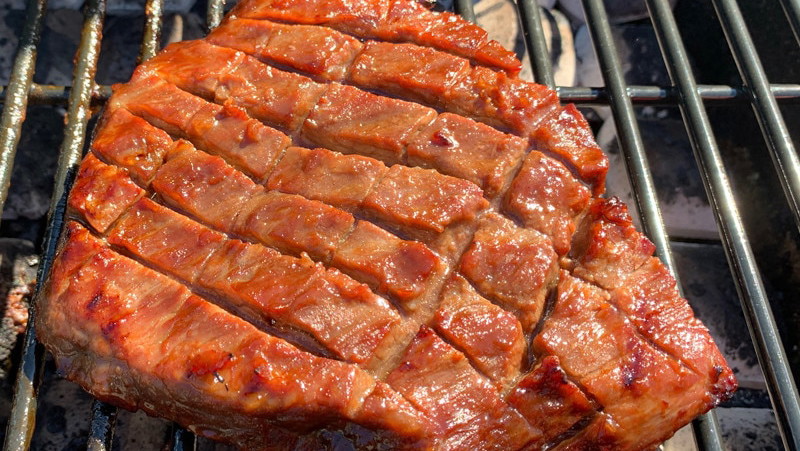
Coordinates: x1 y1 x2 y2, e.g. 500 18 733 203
361 165 488 239
534 272 725 450
133 40 244 101
350 41 470 107
290 267 402 363
383 0 520 74
533 271 628 378
459 213 559 332
433 274 525 387
40 222 430 449
533 105 609 195
230 0 520 74
152 140 263 232
90 108 172 186
68 154 145 234
138 40 325 134
268 148 488 240
230 0 390 37
197 237 402 364
267 146 388 212
114 76 290 181
407 113 527 198
188 103 290 181
571 197 656 290
212 50 327 133
447 66 558 135
506 356 596 448
386 326 538 450
208 19 363 82
610 258 737 400
111 76 199 138
107 198 225 284
572 200 734 392
234 191 356 262
301 83 436 165
503 151 592 256
331 220 441 305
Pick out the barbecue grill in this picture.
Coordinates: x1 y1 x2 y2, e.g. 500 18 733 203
0 0 798 449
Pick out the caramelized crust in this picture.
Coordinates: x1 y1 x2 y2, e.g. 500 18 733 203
504 151 592 256
68 154 145 234
301 83 436 164
209 18 363 81
41 1 736 449
230 0 521 73
460 213 559 332
407 113 527 198
267 146 388 212
433 274 525 387
386 327 538 450
507 356 596 447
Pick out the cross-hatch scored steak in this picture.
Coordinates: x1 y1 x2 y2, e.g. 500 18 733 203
39 0 737 449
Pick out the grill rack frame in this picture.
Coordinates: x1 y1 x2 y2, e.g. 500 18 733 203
0 0 796 449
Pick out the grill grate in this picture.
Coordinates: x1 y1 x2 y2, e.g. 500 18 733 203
0 0 798 449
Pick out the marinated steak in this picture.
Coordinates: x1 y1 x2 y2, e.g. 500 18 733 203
39 1 736 449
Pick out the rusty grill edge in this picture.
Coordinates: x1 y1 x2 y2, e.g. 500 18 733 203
0 0 798 449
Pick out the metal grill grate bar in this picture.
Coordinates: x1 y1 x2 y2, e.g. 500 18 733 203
139 0 166 63
713 0 800 235
207 0 226 30
4 0 108 448
5 82 799 106
454 0 476 24
644 0 783 448
0 0 47 226
779 0 800 45
87 402 117 451
711 2 800 446
516 0 555 88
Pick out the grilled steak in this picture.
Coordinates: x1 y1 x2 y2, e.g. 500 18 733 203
39 1 736 449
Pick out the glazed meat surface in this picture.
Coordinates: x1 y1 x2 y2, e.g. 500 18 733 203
40 1 736 450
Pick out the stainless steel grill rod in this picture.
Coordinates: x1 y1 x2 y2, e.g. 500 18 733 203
454 0 476 24
6 82 800 106
579 0 675 268
779 0 800 46
516 0 555 88
207 0 226 30
0 0 47 227
4 0 107 448
139 0 166 63
644 0 800 449
713 0 800 235
577 1 720 449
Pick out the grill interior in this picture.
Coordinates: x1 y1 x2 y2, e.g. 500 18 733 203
0 0 798 449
